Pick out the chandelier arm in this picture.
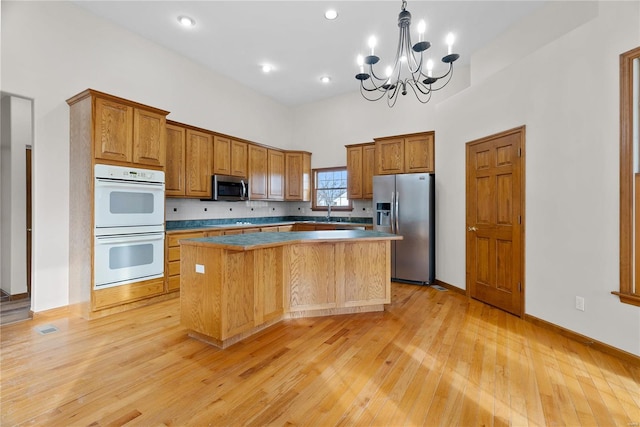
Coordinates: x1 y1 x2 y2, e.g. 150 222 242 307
426 65 456 91
408 82 433 104
360 83 389 101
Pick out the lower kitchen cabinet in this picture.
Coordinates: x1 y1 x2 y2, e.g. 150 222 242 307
93 278 165 310
166 231 206 292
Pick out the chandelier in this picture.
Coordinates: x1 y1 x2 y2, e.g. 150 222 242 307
355 0 459 107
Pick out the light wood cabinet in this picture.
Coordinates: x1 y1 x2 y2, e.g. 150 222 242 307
268 149 285 200
93 95 167 167
285 151 312 201
374 132 434 175
165 123 186 196
346 143 375 199
248 144 268 199
166 231 206 293
213 136 248 177
185 129 213 198
248 145 285 201
213 135 232 176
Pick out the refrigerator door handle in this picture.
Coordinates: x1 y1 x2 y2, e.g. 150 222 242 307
395 191 400 233
390 191 395 233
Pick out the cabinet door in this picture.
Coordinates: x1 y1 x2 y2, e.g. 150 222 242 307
165 124 186 197
285 152 311 201
346 146 363 199
185 130 213 198
376 138 404 175
268 149 285 200
213 135 231 176
133 108 166 167
362 144 376 199
248 144 268 199
231 140 248 178
94 97 133 163
404 133 434 173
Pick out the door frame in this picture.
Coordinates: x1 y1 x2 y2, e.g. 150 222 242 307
465 126 526 317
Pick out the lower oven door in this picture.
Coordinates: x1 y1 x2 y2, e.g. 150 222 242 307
94 232 165 289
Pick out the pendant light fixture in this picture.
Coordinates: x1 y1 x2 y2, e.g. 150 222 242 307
355 0 459 107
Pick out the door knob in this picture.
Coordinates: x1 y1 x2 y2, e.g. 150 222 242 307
468 226 478 232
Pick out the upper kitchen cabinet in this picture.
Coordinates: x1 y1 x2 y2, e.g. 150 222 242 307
165 122 186 196
285 151 311 201
248 144 268 199
346 143 375 199
268 149 285 200
67 89 169 169
248 145 285 201
374 131 434 175
165 122 213 198
213 135 248 178
185 129 213 198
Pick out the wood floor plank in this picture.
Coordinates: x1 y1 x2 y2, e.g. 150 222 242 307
2 283 638 426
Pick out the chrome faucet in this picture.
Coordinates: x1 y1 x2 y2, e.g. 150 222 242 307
326 204 331 221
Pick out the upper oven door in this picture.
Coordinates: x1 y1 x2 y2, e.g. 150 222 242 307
95 178 165 229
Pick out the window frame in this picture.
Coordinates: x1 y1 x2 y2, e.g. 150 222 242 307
311 166 353 212
615 45 640 306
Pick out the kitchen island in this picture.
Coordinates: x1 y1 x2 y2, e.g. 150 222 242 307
180 230 402 348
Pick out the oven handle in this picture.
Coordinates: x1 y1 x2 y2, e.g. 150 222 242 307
95 233 165 245
95 178 165 189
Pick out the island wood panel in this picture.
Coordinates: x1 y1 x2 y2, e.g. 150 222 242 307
180 246 223 338
222 251 255 339
336 241 390 306
286 244 336 311
254 247 284 324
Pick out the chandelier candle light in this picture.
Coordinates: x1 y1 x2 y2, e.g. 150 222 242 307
355 0 459 106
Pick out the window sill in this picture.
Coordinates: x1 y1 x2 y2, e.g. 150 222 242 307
311 207 353 212
611 291 640 307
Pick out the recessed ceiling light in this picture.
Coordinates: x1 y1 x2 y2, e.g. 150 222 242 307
320 76 331 84
324 9 338 20
261 64 273 73
177 15 195 27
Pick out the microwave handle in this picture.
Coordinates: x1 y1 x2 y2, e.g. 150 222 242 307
241 179 247 199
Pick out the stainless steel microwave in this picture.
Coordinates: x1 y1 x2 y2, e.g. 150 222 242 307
204 175 249 201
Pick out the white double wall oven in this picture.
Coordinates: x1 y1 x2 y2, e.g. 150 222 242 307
94 164 165 289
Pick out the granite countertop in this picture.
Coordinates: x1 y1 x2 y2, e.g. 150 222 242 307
181 230 401 251
166 216 373 233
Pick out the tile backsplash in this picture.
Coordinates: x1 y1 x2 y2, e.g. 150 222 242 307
165 198 373 221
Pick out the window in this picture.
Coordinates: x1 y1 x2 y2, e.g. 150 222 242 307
312 167 352 211
616 45 640 306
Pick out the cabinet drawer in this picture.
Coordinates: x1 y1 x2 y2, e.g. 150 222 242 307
168 246 180 262
169 260 180 277
93 278 164 310
168 232 204 247
167 275 180 292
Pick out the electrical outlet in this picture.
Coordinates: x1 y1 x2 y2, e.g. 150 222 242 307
575 296 585 311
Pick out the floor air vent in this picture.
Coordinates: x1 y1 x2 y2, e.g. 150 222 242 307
34 324 59 335
432 285 448 291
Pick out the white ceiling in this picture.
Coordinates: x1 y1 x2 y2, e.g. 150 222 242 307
72 1 546 106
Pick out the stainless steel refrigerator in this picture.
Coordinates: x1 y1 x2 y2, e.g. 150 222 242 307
373 173 435 285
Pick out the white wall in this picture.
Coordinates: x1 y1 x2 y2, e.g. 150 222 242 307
1 1 293 311
293 2 640 356
0 95 30 296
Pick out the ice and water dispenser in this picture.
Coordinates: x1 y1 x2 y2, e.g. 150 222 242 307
375 202 392 232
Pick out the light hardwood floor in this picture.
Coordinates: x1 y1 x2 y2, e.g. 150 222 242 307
1 283 638 426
